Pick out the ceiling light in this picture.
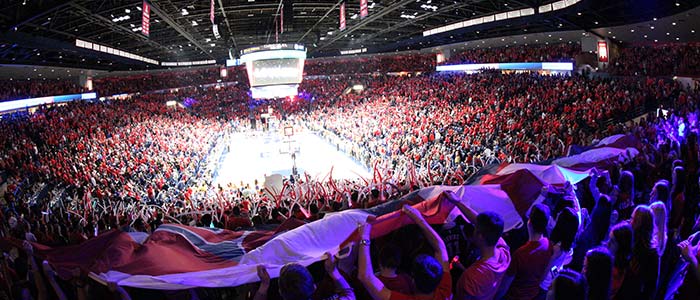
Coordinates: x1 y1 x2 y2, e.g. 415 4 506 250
125 9 131 13
328 31 334 35
210 43 216 47
181 9 189 16
205 38 211 42
672 22 677 26
192 20 198 26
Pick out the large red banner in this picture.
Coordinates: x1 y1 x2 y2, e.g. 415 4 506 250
280 4 284 33
340 2 346 30
210 0 215 23
597 41 608 62
360 0 368 18
142 1 150 36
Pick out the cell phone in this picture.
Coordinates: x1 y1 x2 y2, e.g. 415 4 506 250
550 266 559 277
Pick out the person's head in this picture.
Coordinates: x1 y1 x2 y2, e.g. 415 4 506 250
278 263 315 300
232 206 241 216
200 214 212 227
650 180 670 203
547 269 587 300
378 243 402 272
550 207 579 251
583 247 613 300
672 166 685 194
631 205 655 251
595 174 612 194
475 211 504 248
411 254 443 294
607 222 633 270
528 203 550 236
618 171 634 193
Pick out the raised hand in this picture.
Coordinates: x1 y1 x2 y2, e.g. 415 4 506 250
324 252 339 276
257 265 270 285
401 204 421 217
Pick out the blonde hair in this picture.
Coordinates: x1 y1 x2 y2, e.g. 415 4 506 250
649 201 667 256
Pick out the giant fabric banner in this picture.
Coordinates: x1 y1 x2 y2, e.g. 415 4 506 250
9 134 642 289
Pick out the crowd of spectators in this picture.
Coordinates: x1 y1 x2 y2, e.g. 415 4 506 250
608 43 700 77
303 72 687 183
3 42 700 104
304 53 436 75
439 42 581 65
0 79 87 102
1 44 700 299
93 67 248 96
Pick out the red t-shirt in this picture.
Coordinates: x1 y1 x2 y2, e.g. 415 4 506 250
505 238 552 300
379 273 415 295
390 271 451 300
456 238 511 300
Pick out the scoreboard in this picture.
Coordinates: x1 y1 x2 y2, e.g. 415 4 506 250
240 44 306 99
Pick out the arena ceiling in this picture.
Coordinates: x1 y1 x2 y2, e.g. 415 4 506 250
0 0 698 71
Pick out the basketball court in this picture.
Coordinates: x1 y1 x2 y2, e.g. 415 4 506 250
213 130 371 187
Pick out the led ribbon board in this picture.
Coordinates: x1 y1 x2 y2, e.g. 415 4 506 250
0 92 97 113
436 62 574 72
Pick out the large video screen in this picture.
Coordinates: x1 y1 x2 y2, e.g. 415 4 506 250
247 58 304 87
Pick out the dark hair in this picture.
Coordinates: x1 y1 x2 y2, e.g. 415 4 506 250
476 211 504 246
652 180 670 204
584 247 613 300
550 207 579 251
232 206 241 215
672 166 686 197
631 205 655 254
609 223 633 270
200 214 212 227
379 243 402 270
309 203 319 215
529 204 550 235
411 254 443 294
551 269 587 300
278 263 315 300
371 189 380 198
618 171 634 193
